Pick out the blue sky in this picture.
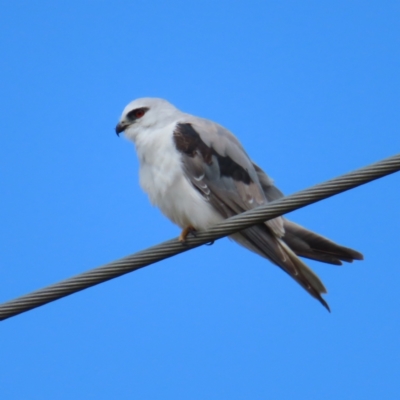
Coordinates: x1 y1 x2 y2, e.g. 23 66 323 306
1 1 399 399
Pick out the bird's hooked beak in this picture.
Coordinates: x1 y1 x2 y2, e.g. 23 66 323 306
115 122 128 136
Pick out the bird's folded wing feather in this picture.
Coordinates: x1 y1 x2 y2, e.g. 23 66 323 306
172 119 329 309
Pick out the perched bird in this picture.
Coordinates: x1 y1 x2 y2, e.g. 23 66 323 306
116 98 363 310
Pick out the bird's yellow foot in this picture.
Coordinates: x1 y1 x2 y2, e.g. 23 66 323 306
179 225 196 243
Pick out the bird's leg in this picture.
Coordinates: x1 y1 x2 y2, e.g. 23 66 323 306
179 225 197 243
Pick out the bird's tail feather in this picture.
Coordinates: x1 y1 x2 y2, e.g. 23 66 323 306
282 220 364 265
231 225 330 311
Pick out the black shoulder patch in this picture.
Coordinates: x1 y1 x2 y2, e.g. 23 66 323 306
173 123 213 163
173 123 251 184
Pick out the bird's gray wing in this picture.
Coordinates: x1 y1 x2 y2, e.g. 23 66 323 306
173 119 329 310
174 118 283 234
252 162 285 202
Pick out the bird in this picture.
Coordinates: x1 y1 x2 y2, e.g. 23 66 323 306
115 97 363 311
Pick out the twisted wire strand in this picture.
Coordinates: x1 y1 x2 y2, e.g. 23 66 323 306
1 153 399 321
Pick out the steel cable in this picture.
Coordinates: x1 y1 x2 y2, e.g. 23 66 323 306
0 153 399 321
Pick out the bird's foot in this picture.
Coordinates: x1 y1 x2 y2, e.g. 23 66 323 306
179 225 197 243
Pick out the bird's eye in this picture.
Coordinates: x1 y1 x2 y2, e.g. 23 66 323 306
134 109 145 118
127 107 149 121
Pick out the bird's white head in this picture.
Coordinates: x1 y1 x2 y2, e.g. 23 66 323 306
115 97 180 141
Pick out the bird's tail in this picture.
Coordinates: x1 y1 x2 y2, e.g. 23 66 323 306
231 219 363 310
282 220 364 265
231 225 331 310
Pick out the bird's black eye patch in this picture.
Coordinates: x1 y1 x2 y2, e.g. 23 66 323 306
126 107 149 121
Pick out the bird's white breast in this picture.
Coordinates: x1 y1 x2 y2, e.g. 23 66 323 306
134 124 222 230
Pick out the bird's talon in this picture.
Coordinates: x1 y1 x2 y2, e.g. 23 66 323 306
178 225 197 243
